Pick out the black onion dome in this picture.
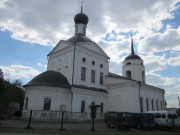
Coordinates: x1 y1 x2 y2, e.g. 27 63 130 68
25 71 70 88
74 13 89 25
125 54 141 60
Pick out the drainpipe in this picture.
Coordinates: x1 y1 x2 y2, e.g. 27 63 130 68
70 42 76 112
138 81 142 112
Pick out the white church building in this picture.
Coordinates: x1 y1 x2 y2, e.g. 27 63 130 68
23 9 165 114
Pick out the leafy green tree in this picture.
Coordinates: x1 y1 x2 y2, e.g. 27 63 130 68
0 68 3 79
0 78 25 113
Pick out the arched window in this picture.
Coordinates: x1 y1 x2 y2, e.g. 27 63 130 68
160 100 163 110
126 62 131 65
82 57 86 63
151 99 154 111
142 71 145 83
126 70 131 79
146 98 149 111
81 101 85 112
156 100 159 111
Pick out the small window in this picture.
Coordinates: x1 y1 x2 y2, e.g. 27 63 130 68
81 101 85 112
126 62 131 65
155 113 161 118
82 58 86 63
100 72 103 85
81 67 86 81
44 98 51 110
100 64 103 68
92 61 95 65
91 70 95 83
173 114 177 119
168 114 172 119
162 113 166 118
149 114 154 120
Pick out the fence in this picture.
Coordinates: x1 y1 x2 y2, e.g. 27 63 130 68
0 110 114 131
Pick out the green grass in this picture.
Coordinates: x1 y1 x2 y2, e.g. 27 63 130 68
0 128 179 135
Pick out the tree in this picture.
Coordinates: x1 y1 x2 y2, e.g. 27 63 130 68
13 79 23 88
0 68 4 79
0 79 25 113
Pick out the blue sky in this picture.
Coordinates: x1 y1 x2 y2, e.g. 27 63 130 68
0 0 180 108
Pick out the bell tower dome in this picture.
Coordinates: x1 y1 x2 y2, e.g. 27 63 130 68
122 32 146 83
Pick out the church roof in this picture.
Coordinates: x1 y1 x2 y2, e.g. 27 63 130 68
72 84 108 93
66 34 92 43
125 54 141 60
24 71 70 88
108 72 127 79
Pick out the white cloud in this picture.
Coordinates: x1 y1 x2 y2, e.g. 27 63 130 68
168 55 180 66
139 27 180 53
37 63 42 66
143 54 167 74
0 0 179 45
37 62 47 69
0 65 41 80
147 73 179 87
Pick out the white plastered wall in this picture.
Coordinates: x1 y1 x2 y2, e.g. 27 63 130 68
24 85 71 111
71 87 108 113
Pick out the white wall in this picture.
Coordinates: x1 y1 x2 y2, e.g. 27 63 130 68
105 78 165 113
47 43 74 85
24 85 71 111
47 41 109 90
71 87 108 113
72 43 109 89
106 82 140 112
122 59 146 83
140 84 165 112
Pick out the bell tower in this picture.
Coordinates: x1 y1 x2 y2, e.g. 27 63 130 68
122 32 146 83
74 1 88 36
